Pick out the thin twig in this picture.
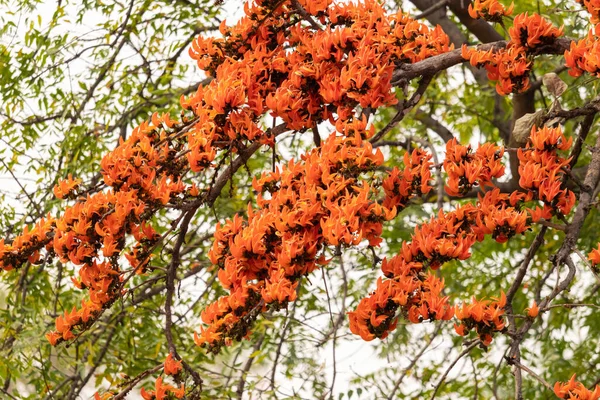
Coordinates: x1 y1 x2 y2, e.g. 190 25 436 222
387 323 442 399
370 75 433 143
509 360 553 392
430 340 480 400
236 334 266 399
414 0 449 19
322 267 337 399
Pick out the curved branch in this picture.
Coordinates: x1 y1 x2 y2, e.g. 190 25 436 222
391 38 573 85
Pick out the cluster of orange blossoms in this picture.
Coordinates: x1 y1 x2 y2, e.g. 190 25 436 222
0 215 54 271
472 188 530 243
183 0 452 152
348 122 577 344
0 112 196 347
565 23 600 77
53 174 82 199
463 9 563 95
200 124 397 352
468 0 514 23
454 291 506 346
576 0 600 24
443 139 505 197
554 374 600 400
45 116 192 346
94 354 185 399
563 0 600 78
184 0 457 352
518 125 576 218
140 354 185 400
0 0 456 355
382 148 433 209
348 206 472 341
349 184 530 343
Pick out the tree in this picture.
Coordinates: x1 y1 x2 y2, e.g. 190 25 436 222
1 0 600 398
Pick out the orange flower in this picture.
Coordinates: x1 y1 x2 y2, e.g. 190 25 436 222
53 174 82 199
463 12 561 96
529 125 572 151
576 0 600 24
164 353 182 376
141 387 155 400
554 374 600 400
508 13 563 52
382 148 432 209
589 244 600 265
261 270 298 305
348 278 401 341
454 323 467 336
152 376 184 400
170 384 185 399
468 0 514 22
454 291 506 346
444 139 505 196
526 300 539 318
45 331 62 346
516 125 575 216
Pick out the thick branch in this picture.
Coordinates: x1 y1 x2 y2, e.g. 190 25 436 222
410 0 488 85
414 109 455 142
508 131 600 366
391 38 573 85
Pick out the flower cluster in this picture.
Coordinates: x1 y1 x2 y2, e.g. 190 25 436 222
443 139 505 196
349 205 480 341
101 116 186 204
199 125 397 352
565 24 600 78
349 113 580 344
382 148 433 209
468 0 514 23
141 377 184 400
576 0 600 24
473 188 530 243
184 0 453 351
350 125 577 344
46 119 184 345
350 186 532 341
53 174 82 199
349 271 453 341
462 13 562 95
508 13 563 52
518 125 576 217
26 113 195 346
462 45 531 95
45 261 124 345
140 354 185 400
93 353 186 399
554 374 600 400
184 0 452 150
0 216 54 272
454 291 506 346
2 0 455 353
44 126 185 344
